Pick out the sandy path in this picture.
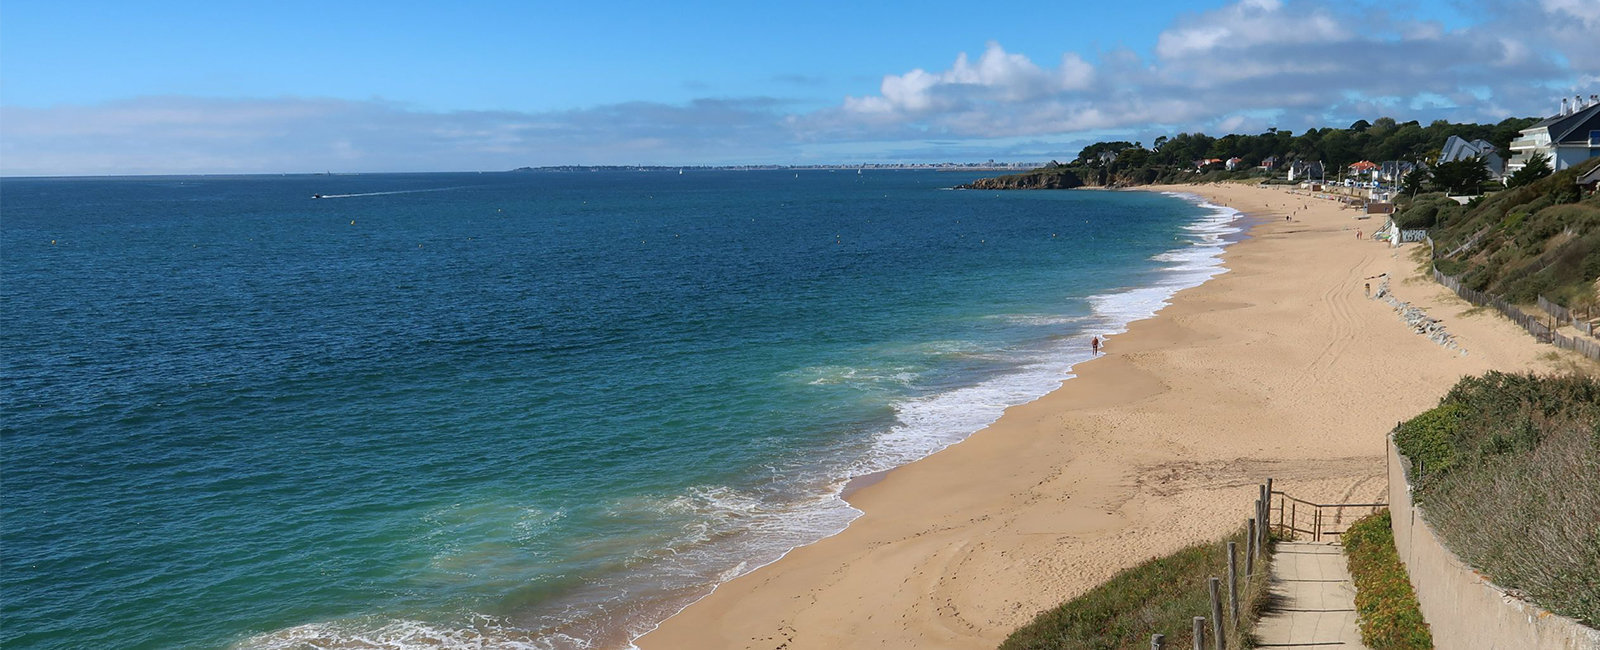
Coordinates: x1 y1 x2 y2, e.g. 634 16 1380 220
636 182 1586 650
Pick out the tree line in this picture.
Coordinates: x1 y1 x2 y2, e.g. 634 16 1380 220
1053 116 1541 188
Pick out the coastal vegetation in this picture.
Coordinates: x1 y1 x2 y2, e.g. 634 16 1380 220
1342 511 1433 650
1392 372 1600 627
960 116 1539 190
1417 157 1600 308
999 527 1272 649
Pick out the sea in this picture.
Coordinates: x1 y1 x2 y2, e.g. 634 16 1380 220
0 170 1241 650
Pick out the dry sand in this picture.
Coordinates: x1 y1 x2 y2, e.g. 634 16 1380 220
636 182 1589 650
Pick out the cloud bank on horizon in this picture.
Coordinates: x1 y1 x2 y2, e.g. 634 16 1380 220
3 0 1596 176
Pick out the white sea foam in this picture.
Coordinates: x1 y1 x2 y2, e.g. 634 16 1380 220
238 615 558 650
783 364 921 388
990 313 1094 327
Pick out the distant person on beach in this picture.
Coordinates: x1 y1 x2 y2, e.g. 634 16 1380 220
1091 336 1101 356
1365 282 1370 297
1356 229 1362 239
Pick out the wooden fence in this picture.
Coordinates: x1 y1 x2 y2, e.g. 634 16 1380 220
1433 270 1600 360
1268 491 1386 542
1538 294 1596 336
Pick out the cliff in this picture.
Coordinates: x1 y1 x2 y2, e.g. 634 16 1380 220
957 167 1084 190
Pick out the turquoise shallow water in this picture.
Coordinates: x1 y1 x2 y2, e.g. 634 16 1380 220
0 171 1239 649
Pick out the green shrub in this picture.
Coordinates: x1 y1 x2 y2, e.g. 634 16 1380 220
1344 512 1433 649
1394 403 1462 479
1432 258 1466 277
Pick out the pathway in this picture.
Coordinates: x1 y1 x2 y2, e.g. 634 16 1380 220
1255 541 1371 648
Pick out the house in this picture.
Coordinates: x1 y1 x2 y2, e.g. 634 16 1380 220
1097 150 1118 165
1349 160 1380 175
1258 155 1279 172
1380 160 1420 182
1286 160 1324 182
1195 158 1223 169
1437 135 1505 180
1225 157 1244 171
1506 96 1600 175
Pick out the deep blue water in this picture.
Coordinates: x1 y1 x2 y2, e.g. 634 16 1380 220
0 171 1238 649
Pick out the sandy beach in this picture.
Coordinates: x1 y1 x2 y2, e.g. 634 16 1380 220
636 182 1584 650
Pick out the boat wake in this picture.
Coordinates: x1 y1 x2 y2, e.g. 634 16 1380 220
312 187 472 199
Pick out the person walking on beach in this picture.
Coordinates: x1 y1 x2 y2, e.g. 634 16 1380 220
1091 336 1101 356
1364 282 1370 297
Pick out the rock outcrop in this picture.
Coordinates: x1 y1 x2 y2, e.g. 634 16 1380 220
957 169 1084 190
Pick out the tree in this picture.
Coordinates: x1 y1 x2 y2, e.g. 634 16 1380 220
1402 168 1430 196
1431 156 1492 195
1506 152 1552 188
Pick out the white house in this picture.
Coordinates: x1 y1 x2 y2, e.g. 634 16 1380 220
1286 160 1324 182
1506 96 1600 176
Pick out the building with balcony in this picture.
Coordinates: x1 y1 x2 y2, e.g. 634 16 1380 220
1506 96 1600 176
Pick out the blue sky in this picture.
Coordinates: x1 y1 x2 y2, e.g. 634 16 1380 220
1 0 1593 175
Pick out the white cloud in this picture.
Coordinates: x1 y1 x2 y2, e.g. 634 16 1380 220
1154 0 1345 59
843 42 1091 117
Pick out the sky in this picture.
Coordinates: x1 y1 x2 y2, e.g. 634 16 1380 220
1 0 1595 175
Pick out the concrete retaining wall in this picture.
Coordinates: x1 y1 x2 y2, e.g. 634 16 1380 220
1387 436 1600 649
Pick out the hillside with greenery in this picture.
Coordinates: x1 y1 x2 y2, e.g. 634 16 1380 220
1418 157 1600 308
961 116 1539 190
1392 372 1600 627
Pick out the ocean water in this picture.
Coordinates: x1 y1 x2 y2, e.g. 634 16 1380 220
0 171 1240 649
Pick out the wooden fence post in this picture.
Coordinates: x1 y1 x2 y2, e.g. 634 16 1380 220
1248 499 1260 550
1289 502 1297 541
1227 542 1239 627
1246 518 1257 576
1209 577 1226 650
1193 617 1205 650
1152 633 1164 650
1264 478 1274 532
